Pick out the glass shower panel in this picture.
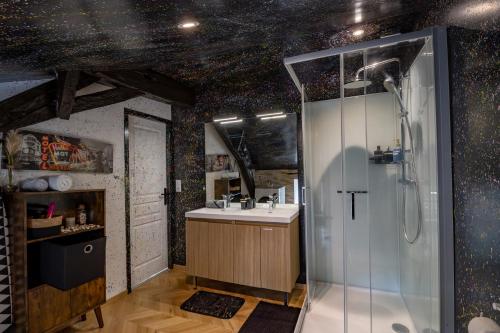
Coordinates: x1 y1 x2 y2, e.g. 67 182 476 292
299 54 344 332
364 54 406 332
342 50 371 333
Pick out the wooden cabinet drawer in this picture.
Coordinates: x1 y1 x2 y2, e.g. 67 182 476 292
260 225 289 292
28 284 71 333
186 220 210 278
234 224 261 288
208 222 234 283
70 277 106 317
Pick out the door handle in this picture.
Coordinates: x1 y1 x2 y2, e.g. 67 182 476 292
336 190 368 220
159 188 167 205
301 187 306 206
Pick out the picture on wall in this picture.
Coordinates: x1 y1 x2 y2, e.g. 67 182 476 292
3 131 113 173
206 154 230 172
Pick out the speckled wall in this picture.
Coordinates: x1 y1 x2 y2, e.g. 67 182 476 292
170 25 499 330
448 26 499 332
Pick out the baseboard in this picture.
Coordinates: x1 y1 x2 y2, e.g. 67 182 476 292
295 283 306 290
173 264 187 272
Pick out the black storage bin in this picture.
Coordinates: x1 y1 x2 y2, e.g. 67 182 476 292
40 235 105 290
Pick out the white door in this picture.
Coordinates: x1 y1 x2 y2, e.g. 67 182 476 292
128 115 168 288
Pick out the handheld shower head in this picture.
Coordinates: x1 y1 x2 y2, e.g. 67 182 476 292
383 76 397 94
384 76 405 112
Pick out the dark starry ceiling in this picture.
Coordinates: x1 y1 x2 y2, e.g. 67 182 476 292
0 1 497 90
0 0 434 87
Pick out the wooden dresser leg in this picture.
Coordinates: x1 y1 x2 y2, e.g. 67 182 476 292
94 306 104 328
81 313 87 321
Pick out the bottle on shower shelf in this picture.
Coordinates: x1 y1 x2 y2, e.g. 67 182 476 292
393 139 403 163
384 146 393 163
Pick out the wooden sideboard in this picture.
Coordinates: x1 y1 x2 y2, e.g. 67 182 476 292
5 190 106 333
186 216 299 304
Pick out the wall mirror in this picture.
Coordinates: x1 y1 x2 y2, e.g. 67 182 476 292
205 113 299 204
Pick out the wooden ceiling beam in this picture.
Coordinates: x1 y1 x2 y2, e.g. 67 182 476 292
0 86 143 132
56 70 80 120
92 70 195 106
72 86 142 113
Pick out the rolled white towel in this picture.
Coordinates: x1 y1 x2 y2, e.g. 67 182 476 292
469 316 500 333
21 178 49 192
47 175 73 192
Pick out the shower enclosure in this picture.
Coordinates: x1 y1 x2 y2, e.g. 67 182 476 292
285 28 454 333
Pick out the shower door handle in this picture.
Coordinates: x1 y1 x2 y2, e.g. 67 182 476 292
338 190 368 220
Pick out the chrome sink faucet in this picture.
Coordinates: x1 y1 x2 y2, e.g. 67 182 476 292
222 193 239 210
267 194 278 212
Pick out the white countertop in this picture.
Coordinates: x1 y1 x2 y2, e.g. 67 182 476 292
185 205 299 224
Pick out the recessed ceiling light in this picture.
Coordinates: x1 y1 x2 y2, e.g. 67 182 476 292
178 21 199 29
214 116 237 122
260 115 287 121
256 112 284 118
220 119 243 125
353 29 364 37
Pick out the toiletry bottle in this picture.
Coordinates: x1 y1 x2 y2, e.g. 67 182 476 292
374 145 383 164
393 139 403 163
384 146 393 163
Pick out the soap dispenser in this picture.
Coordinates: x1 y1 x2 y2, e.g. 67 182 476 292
393 139 403 163
384 146 393 163
374 146 383 164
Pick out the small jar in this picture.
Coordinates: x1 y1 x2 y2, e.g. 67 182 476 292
76 204 87 225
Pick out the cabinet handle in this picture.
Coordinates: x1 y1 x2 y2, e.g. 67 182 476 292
262 228 273 231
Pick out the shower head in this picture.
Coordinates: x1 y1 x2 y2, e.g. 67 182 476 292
384 75 406 115
383 76 398 94
344 79 372 89
345 58 400 90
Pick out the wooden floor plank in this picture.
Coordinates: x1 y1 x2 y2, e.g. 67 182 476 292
62 268 305 333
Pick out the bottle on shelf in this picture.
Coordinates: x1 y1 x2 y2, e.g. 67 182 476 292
393 139 403 163
384 146 393 163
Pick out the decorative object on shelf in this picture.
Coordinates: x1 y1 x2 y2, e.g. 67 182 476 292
21 178 49 192
61 223 100 233
47 174 73 191
2 130 113 173
27 214 63 239
4 129 23 192
64 216 76 228
76 204 87 225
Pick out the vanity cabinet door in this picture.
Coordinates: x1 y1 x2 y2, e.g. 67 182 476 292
234 223 261 288
208 222 234 283
186 219 209 278
260 225 289 292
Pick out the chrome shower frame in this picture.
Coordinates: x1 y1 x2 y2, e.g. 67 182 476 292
285 27 454 333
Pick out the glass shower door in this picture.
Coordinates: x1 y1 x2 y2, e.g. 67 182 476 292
341 51 372 333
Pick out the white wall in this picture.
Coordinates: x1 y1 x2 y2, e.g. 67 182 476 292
1 82 171 299
399 40 440 333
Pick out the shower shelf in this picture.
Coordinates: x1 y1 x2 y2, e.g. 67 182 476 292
368 158 401 165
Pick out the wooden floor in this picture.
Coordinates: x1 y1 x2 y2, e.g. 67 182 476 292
62 268 306 333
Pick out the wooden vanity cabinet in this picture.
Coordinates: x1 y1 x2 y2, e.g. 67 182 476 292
186 217 299 293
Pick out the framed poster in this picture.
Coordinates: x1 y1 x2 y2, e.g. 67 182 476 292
205 154 230 172
4 131 113 173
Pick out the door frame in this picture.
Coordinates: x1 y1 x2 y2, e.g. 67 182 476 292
124 108 175 293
